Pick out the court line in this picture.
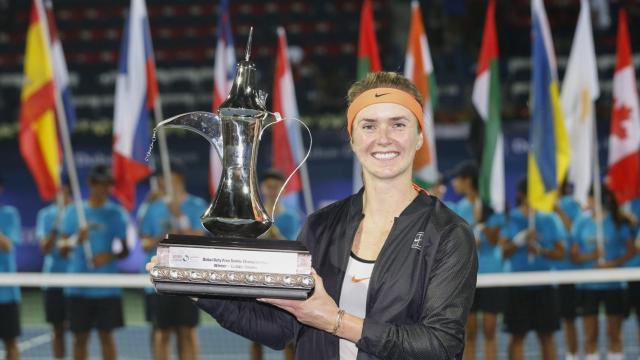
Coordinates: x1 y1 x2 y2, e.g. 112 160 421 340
18 333 52 352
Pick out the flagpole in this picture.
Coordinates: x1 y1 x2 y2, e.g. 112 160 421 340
298 154 314 214
153 99 173 200
34 0 93 266
592 116 605 264
143 13 173 200
528 207 536 264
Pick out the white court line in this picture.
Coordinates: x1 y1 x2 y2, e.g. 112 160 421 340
0 333 52 358
18 333 52 352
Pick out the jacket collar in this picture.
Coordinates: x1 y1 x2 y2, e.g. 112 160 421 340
349 187 434 221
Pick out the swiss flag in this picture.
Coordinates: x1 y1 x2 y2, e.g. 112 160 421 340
608 9 640 204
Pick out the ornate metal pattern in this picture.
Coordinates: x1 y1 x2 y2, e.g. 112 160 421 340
151 266 314 290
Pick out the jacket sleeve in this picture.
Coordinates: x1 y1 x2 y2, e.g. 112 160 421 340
356 223 478 359
196 298 299 350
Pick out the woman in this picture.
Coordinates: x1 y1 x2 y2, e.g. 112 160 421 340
149 72 477 359
571 189 634 360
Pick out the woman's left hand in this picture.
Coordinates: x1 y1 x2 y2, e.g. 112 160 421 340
258 270 339 333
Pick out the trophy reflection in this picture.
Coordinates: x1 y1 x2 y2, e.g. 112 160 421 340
149 29 314 300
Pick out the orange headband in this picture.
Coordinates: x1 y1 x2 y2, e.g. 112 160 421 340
346 87 424 137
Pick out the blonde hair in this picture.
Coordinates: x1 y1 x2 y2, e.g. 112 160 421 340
347 72 423 108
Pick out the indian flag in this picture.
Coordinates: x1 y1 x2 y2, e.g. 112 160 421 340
472 0 505 213
404 0 439 187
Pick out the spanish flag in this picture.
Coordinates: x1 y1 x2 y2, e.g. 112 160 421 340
18 0 61 201
528 0 570 212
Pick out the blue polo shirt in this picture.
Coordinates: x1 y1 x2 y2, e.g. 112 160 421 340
628 198 640 226
36 204 70 274
61 201 128 298
0 205 21 304
573 213 631 290
554 195 583 270
449 197 475 226
139 195 206 294
139 195 207 266
478 213 507 274
500 208 565 272
558 196 582 224
275 208 302 240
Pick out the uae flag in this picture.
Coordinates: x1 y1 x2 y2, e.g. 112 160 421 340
353 0 381 192
472 0 504 213
607 9 640 204
356 0 381 79
404 0 439 188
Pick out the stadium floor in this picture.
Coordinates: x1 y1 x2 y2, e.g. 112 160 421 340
3 289 640 358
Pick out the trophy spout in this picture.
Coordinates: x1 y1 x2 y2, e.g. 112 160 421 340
154 112 224 162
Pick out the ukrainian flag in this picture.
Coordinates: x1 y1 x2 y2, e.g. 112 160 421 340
528 0 570 212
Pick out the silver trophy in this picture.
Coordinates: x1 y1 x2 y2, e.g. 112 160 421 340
150 29 314 300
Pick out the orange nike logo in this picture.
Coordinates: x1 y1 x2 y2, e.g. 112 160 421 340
351 276 370 283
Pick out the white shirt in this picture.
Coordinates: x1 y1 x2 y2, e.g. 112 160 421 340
339 253 375 360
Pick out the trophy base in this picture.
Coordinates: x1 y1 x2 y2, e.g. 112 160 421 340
154 282 312 300
150 234 314 300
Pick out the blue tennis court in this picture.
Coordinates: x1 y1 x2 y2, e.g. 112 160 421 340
5 316 640 359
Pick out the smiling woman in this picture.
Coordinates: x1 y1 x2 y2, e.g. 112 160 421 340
150 72 478 360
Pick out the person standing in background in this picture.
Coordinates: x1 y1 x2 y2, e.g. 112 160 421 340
449 162 505 360
501 179 565 360
259 169 302 240
0 175 22 360
624 195 640 346
249 169 299 360
36 178 72 359
630 227 640 346
448 161 483 226
60 165 129 360
553 181 583 360
139 162 206 360
571 189 634 360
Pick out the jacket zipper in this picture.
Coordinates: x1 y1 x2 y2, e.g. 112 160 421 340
336 212 364 294
364 216 399 313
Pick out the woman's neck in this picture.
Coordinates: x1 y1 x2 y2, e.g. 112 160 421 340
362 177 418 219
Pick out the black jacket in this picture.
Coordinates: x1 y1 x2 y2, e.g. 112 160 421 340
197 190 478 359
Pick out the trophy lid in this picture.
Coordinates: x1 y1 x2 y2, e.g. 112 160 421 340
219 27 266 112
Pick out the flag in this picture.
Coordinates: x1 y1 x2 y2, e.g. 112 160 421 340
45 0 76 133
19 0 61 201
210 0 235 197
472 0 504 213
272 27 313 215
112 0 157 210
356 0 381 79
528 0 571 212
404 0 439 188
560 0 600 207
607 9 640 204
353 0 381 191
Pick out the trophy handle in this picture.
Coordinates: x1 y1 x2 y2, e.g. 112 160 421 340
260 114 314 218
155 111 224 161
